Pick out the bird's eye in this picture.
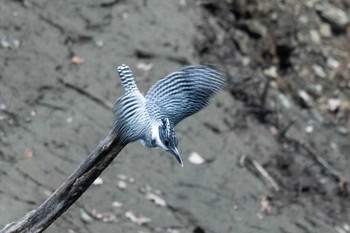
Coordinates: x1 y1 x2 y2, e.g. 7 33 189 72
164 140 169 147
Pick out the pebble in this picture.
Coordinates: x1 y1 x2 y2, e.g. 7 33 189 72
66 117 74 123
305 125 314 133
299 15 308 24
188 152 205 165
233 30 250 54
125 211 151 225
95 40 104 47
70 55 84 64
337 127 348 135
246 20 267 38
270 12 278 21
316 3 349 31
327 58 340 69
80 209 93 223
112 201 123 208
0 103 6 110
327 98 341 112
312 64 326 78
93 177 104 186
298 90 314 108
118 180 127 190
0 36 20 49
102 213 118 223
335 225 346 233
241 57 251 66
319 23 332 37
137 62 153 72
310 30 321 44
146 192 167 207
117 174 128 180
277 93 291 109
263 66 278 79
166 229 180 233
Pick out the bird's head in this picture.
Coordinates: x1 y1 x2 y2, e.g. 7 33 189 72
157 118 183 167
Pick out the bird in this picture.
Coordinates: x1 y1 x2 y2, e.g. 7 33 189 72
113 64 225 167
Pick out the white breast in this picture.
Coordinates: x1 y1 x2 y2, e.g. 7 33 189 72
151 124 167 150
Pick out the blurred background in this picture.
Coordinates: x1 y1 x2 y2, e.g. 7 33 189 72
1 0 350 232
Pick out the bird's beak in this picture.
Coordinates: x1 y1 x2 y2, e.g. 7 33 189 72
169 147 183 167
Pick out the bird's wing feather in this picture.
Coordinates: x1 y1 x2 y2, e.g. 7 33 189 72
145 65 225 125
113 92 149 144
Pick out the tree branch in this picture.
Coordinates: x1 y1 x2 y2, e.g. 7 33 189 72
1 131 126 233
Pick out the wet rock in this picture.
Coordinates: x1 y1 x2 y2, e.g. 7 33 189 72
316 3 349 32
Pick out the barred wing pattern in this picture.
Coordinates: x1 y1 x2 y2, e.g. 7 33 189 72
113 65 149 144
145 66 225 126
117 64 138 94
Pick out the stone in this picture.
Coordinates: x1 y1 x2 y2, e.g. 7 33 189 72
319 23 332 37
312 64 326 78
298 90 314 108
327 58 340 69
310 29 321 44
316 3 349 31
263 66 278 79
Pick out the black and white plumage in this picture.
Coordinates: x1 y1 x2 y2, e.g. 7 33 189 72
113 64 225 166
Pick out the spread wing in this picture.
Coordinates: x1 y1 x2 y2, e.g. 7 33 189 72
145 65 225 126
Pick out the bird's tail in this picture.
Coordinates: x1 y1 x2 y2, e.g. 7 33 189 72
117 64 138 94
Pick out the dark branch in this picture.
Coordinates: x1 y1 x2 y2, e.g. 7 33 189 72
1 132 125 233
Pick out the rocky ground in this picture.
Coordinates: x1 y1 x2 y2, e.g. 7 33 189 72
1 0 350 233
